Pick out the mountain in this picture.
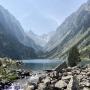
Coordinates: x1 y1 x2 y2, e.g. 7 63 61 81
27 30 54 47
0 5 39 59
0 6 41 51
44 0 90 59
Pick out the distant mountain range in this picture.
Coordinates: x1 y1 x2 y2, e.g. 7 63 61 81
0 0 89 60
0 5 41 59
27 30 54 47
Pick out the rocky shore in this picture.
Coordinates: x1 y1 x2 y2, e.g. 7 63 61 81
0 57 31 90
0 58 90 90
23 62 90 90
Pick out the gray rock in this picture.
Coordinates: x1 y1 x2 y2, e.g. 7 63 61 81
55 62 67 72
38 83 46 90
43 77 51 85
25 85 34 90
81 72 86 75
50 72 54 78
51 79 57 84
77 75 83 82
62 75 72 80
87 72 90 76
66 67 72 72
83 87 90 90
67 72 72 75
72 70 80 75
55 80 67 89
63 72 68 76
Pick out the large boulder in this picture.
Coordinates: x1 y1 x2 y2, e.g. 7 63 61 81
83 87 90 90
38 83 46 90
55 80 67 89
55 62 67 72
43 77 51 85
62 75 73 80
24 85 34 90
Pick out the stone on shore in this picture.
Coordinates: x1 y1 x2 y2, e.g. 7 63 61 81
55 80 67 89
38 83 46 90
62 75 73 80
18 62 90 90
25 85 34 90
43 77 51 85
55 62 67 72
83 87 90 90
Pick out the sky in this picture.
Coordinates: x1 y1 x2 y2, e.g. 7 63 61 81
0 0 87 35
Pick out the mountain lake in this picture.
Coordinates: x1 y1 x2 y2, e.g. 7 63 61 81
22 59 64 71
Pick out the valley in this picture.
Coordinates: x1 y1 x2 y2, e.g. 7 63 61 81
0 0 89 90
0 1 89 60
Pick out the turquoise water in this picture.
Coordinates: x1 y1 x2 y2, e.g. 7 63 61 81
22 59 64 71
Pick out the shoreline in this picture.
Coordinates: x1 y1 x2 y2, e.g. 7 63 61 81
0 58 89 90
5 62 90 90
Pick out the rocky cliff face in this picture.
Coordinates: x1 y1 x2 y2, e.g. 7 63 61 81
44 0 90 58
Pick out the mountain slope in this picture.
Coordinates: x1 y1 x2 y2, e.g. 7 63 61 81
27 30 54 47
44 0 90 59
0 5 38 59
0 5 41 51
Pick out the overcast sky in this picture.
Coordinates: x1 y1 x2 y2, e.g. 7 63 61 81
0 0 87 35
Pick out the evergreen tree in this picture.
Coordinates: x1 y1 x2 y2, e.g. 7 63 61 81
68 46 81 67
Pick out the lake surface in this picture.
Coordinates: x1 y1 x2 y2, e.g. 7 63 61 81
22 59 64 71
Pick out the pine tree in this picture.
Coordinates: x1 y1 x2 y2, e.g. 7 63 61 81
68 46 81 67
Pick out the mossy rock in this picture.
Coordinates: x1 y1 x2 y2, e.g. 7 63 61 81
7 75 19 81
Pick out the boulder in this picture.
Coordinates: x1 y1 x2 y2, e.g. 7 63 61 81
50 72 54 78
25 85 34 90
72 70 80 75
55 62 67 72
66 67 72 72
38 83 46 90
43 77 51 85
81 72 86 76
62 75 72 80
67 72 72 75
21 71 30 76
59 73 62 77
87 72 90 77
77 75 83 82
83 87 90 90
51 79 57 84
28 74 39 85
63 72 68 76
55 80 67 89
85 81 90 87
